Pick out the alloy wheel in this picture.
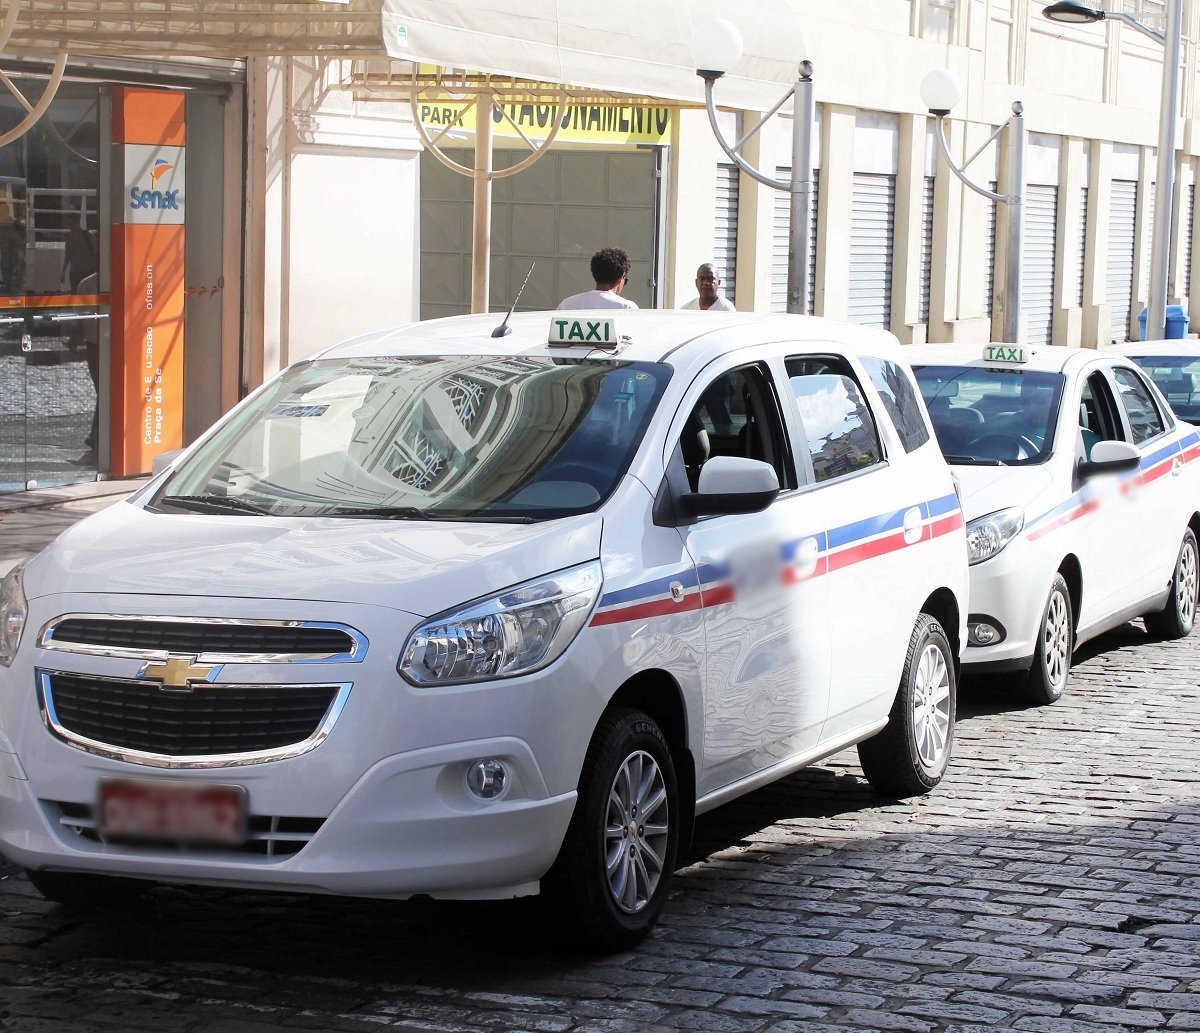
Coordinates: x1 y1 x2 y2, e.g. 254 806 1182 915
1178 540 1197 627
912 641 952 770
1044 590 1071 688
604 750 669 914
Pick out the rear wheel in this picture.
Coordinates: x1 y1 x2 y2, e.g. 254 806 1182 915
1144 528 1198 640
542 707 679 952
1021 573 1073 705
24 869 145 908
857 614 955 796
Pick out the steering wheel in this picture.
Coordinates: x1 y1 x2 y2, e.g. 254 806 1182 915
969 433 1038 461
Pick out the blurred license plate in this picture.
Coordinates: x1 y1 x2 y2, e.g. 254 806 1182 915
99 779 247 845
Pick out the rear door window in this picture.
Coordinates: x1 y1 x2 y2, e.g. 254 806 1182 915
785 356 883 483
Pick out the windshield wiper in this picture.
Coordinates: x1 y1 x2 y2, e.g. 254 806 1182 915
157 494 271 516
326 505 535 524
942 455 1004 466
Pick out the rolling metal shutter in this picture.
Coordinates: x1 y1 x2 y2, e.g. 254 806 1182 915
848 172 895 328
918 175 935 324
714 164 739 305
771 168 819 313
1187 182 1195 294
1076 187 1088 306
1108 180 1138 342
985 183 997 318
1023 185 1058 347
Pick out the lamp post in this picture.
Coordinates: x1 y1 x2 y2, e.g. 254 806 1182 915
1043 0 1183 341
694 19 814 315
921 70 1027 344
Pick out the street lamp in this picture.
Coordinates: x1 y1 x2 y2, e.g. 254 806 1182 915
921 69 1027 345
1044 0 1182 341
694 18 814 315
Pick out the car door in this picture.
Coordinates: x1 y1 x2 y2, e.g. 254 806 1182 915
781 350 941 742
668 358 832 795
1109 363 1188 602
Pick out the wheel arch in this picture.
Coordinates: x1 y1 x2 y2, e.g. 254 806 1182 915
919 587 960 664
1058 554 1083 634
607 669 695 856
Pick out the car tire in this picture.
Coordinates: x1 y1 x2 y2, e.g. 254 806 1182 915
1022 573 1073 705
542 706 679 952
1144 528 1199 640
857 614 956 797
24 869 145 909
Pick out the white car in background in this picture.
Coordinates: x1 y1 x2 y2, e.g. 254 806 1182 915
1109 340 1200 426
0 310 967 949
907 343 1200 705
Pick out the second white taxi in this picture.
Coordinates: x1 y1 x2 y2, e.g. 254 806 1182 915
907 343 1200 704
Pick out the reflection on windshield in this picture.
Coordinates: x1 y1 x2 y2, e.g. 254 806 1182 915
152 355 669 520
913 365 1066 465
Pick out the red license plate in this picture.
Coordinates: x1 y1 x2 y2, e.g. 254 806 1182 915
98 779 247 846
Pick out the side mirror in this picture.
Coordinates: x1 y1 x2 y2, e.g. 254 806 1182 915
151 448 184 476
1079 439 1140 478
682 456 780 516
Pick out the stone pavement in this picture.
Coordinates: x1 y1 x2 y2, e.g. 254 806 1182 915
0 492 1198 1032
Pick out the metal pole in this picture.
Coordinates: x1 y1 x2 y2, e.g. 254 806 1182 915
788 64 814 315
1003 101 1025 345
471 89 494 314
1148 0 1183 341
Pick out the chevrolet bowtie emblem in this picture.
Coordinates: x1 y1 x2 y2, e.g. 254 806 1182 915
137 654 221 690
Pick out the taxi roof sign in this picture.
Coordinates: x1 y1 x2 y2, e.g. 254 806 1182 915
549 315 621 349
982 343 1031 364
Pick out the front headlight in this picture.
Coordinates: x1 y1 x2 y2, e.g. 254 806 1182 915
0 563 29 667
399 561 602 686
965 507 1025 565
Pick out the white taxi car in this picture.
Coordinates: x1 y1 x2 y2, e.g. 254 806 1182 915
908 343 1200 705
0 311 967 949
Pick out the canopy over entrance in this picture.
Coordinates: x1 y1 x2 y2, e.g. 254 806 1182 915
381 0 807 110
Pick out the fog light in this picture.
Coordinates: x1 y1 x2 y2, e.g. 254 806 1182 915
969 622 999 646
465 759 509 801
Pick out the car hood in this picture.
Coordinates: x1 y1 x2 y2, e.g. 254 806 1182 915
25 501 603 617
952 464 1056 523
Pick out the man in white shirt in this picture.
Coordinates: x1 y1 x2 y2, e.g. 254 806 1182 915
680 262 736 311
559 247 639 310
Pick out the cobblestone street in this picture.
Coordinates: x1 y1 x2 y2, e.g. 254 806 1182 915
0 494 1198 1033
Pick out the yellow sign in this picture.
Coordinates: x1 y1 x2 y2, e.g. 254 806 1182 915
418 99 672 145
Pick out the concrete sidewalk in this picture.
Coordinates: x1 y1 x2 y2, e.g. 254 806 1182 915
0 478 147 575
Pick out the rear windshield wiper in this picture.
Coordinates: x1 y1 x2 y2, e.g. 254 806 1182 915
156 494 271 515
326 505 535 524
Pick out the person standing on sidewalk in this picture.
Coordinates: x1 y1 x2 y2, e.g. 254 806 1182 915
559 247 639 310
680 262 735 311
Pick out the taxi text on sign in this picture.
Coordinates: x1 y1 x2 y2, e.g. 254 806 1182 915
110 88 186 477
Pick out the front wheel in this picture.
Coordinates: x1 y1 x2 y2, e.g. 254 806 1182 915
1021 573 1073 705
857 614 956 796
1144 528 1198 640
542 707 679 952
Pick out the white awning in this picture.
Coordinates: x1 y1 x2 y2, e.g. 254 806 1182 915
381 0 808 110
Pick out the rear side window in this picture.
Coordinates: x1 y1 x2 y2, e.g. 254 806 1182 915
1113 366 1167 444
786 356 883 483
859 355 931 452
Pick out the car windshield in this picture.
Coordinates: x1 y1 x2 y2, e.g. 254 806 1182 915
150 354 670 520
912 365 1066 465
1130 355 1200 423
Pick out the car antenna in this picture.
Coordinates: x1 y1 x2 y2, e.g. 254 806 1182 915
491 262 535 338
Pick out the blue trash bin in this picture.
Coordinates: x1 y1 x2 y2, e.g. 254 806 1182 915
1139 304 1190 340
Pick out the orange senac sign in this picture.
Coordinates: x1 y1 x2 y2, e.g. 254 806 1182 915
110 88 186 477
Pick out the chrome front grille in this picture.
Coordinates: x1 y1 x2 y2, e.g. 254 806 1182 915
39 615 367 663
46 799 323 858
38 671 352 768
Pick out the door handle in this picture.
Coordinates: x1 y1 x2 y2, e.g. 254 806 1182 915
903 506 924 545
669 581 685 603
1172 457 1183 477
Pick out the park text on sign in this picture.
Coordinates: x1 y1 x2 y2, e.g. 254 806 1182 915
418 100 672 145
